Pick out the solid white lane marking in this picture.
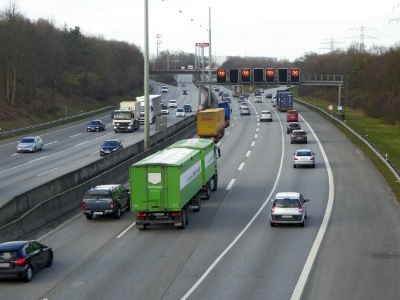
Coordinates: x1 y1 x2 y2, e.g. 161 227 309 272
290 116 334 300
117 222 136 238
37 168 57 176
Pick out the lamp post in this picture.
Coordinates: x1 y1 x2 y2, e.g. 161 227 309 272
144 0 150 150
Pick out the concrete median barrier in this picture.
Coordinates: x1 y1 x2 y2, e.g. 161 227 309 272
0 114 199 242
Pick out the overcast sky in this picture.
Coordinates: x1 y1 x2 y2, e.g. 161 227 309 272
6 0 400 62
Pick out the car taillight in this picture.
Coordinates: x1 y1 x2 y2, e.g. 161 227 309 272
291 134 295 138
136 213 147 217
82 201 86 210
14 257 27 266
110 200 115 209
310 157 314 161
298 205 303 213
294 157 299 161
271 205 275 213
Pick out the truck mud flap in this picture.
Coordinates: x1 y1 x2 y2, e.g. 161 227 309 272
190 194 201 212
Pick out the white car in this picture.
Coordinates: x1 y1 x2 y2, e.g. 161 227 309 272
161 85 168 93
260 110 273 122
168 99 177 108
270 192 310 227
176 108 186 117
161 105 170 115
293 149 316 168
255 96 263 103
17 136 43 153
240 107 251 115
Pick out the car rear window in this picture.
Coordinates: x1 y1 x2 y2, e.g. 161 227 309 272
85 191 111 199
296 151 312 156
288 111 298 114
0 251 19 260
274 198 300 208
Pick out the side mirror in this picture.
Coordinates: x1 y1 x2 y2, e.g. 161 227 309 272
304 199 310 202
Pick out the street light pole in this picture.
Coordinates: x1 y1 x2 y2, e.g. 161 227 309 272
208 7 212 107
144 0 150 150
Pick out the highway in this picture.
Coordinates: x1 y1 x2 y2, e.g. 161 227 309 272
0 75 202 204
0 84 399 299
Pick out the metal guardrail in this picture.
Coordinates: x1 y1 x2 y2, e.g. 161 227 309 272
295 98 400 183
0 106 114 137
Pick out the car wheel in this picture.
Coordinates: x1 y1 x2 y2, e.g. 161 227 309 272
293 164 297 168
137 224 147 230
114 206 121 219
46 253 53 267
24 266 33 282
312 164 315 168
33 147 36 153
300 219 305 227
270 221 275 227
291 141 293 144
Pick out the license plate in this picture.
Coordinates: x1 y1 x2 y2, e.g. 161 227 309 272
0 262 10 268
154 213 165 216
301 158 308 160
93 212 104 215
282 215 292 218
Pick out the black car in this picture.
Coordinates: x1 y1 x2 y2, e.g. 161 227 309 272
82 184 130 220
182 90 188 95
100 139 123 156
291 130 308 144
183 104 193 112
87 120 106 132
287 122 301 134
0 240 53 282
218 91 224 96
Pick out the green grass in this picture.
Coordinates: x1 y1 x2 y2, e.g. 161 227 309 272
293 91 400 202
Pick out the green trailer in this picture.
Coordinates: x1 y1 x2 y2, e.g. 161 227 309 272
130 148 203 230
168 138 221 200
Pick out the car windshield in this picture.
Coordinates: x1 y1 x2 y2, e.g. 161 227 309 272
103 141 118 147
90 121 100 125
296 151 312 156
21 138 34 143
274 198 300 208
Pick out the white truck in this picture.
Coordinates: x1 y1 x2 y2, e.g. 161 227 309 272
112 101 141 133
136 95 162 125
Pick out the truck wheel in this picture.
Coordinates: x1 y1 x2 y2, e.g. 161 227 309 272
192 194 201 212
178 207 188 229
210 175 218 191
114 206 121 219
85 213 93 220
204 182 211 200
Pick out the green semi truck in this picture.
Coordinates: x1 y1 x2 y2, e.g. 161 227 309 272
130 147 203 230
168 138 221 200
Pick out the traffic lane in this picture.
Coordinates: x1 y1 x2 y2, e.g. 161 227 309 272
0 121 260 299
163 113 329 299
0 211 137 299
298 106 400 299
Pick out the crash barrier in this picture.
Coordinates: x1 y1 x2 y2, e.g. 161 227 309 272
295 98 400 183
0 88 217 242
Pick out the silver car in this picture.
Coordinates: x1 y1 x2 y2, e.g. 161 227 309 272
260 110 272 122
293 149 315 168
270 192 310 227
17 136 43 153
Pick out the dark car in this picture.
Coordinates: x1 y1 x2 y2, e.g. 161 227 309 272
266 93 272 98
0 240 53 282
82 184 130 219
291 130 308 144
182 90 188 95
218 91 224 96
223 97 231 103
287 122 301 134
87 120 106 132
183 104 193 112
100 139 123 156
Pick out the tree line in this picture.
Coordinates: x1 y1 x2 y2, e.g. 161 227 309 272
0 3 144 116
2 2 400 125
